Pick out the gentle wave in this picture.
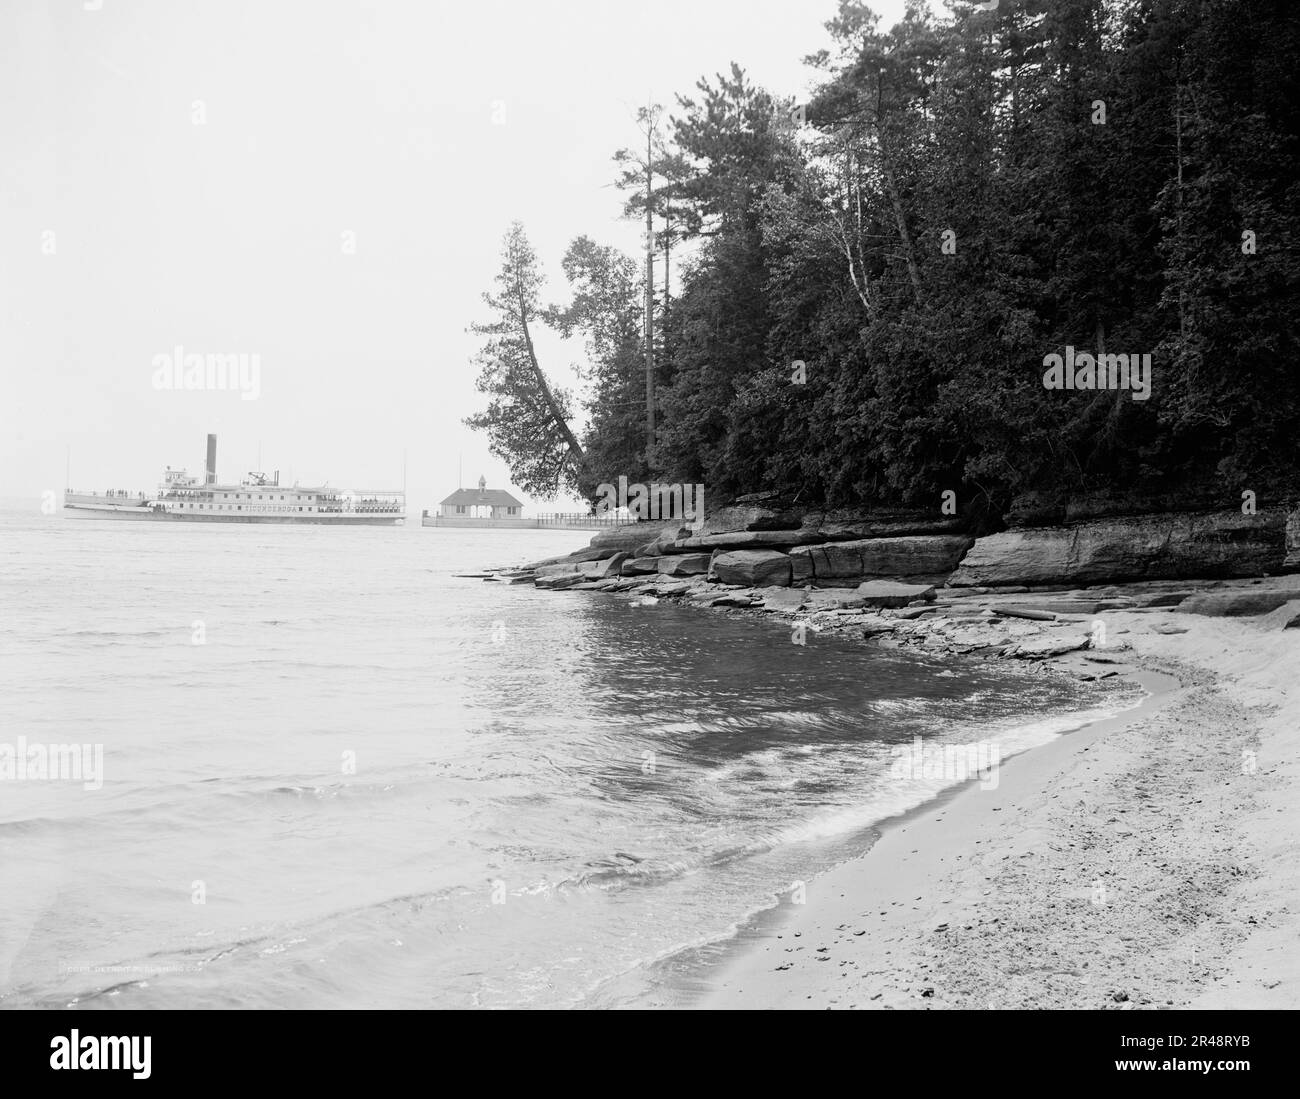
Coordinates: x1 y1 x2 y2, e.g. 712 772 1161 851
511 698 1141 897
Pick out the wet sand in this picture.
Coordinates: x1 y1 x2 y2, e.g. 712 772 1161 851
696 612 1300 1009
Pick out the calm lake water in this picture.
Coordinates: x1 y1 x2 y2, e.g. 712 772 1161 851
0 504 1123 1008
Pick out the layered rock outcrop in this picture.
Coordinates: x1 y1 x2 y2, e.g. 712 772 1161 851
544 496 1298 593
588 520 686 556
661 530 822 553
949 510 1289 587
789 536 972 585
708 549 793 587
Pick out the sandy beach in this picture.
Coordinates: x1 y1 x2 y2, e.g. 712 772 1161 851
693 610 1299 1010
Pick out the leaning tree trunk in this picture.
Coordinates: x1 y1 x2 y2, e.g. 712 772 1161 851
514 272 585 466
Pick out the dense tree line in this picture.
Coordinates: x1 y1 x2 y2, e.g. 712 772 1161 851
468 0 1299 522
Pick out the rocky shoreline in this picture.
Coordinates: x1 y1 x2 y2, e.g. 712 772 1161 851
479 503 1300 672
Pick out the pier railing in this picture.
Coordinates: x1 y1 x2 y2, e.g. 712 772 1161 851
421 511 641 530
532 513 636 528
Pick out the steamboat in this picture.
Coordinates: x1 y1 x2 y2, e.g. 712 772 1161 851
63 434 404 525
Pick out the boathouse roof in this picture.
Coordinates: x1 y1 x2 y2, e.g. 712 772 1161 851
439 476 523 508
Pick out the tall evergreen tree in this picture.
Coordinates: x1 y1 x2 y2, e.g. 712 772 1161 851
465 223 585 497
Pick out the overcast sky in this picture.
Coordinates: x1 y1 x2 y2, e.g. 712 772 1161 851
0 0 908 512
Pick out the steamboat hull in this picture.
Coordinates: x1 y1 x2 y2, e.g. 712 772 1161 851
63 504 397 525
63 504 401 525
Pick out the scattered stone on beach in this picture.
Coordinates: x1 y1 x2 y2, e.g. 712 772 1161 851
949 628 1005 649
940 606 990 619
1258 600 1300 630
994 606 1057 622
535 562 583 578
861 616 898 637
1017 600 1105 616
1095 640 1132 653
709 549 793 587
799 589 847 611
710 593 757 608
762 589 807 612
1009 634 1091 658
647 579 694 596
1175 591 1298 617
856 581 937 608
535 573 585 590
832 593 869 609
1150 623 1189 634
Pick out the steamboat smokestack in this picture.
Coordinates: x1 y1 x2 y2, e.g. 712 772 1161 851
205 434 217 485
